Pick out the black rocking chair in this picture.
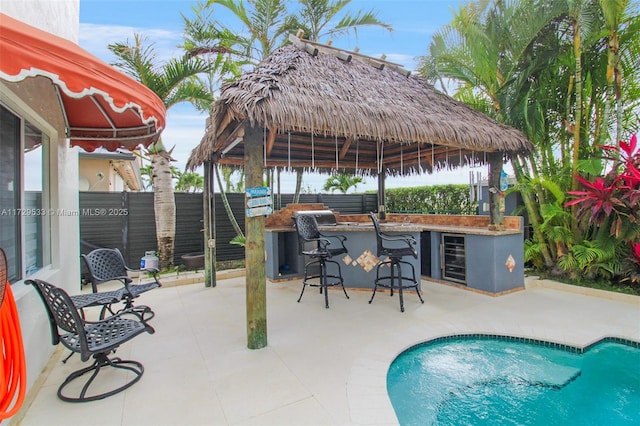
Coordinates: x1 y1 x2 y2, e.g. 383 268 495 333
369 212 424 312
293 214 350 308
82 248 161 319
26 279 155 402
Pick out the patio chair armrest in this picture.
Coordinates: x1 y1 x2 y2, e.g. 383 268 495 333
117 307 156 328
319 232 347 243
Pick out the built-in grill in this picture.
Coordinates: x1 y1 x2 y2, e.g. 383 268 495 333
292 210 337 226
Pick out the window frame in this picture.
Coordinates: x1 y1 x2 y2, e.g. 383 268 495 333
1 91 54 283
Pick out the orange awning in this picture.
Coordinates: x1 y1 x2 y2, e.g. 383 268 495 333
0 13 166 152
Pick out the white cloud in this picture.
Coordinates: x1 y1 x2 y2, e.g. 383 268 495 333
79 23 183 65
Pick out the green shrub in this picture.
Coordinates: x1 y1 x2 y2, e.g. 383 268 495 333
386 185 477 214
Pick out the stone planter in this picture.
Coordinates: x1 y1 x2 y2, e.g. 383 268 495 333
181 252 205 271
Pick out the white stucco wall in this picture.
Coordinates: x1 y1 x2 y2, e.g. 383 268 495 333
0 0 80 42
1 0 82 419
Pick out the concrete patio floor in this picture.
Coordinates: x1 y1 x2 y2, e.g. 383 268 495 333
14 275 640 425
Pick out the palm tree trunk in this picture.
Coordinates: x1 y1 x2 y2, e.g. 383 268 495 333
571 20 582 192
151 151 175 270
513 157 555 268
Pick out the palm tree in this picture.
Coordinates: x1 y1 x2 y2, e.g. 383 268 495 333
598 0 635 142
195 0 394 200
175 172 205 192
295 0 392 42
419 0 566 267
290 0 392 201
203 0 297 62
139 164 154 191
109 34 213 269
322 173 364 194
418 0 640 280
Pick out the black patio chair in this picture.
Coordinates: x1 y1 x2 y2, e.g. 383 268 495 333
81 248 161 318
293 214 350 308
26 278 155 402
369 212 424 312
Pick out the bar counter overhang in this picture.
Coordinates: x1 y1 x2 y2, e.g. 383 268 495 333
265 204 525 295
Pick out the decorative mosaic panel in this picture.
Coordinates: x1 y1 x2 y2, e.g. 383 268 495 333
356 249 380 273
342 254 353 266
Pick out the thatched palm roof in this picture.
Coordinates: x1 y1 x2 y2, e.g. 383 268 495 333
188 40 532 175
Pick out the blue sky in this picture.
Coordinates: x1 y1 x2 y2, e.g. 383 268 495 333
79 0 481 192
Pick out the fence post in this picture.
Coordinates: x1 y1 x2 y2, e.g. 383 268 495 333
121 191 130 262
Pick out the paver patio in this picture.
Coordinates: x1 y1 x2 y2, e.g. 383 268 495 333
15 275 640 425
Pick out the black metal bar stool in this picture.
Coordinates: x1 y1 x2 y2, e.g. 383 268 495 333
293 214 350 308
369 212 424 312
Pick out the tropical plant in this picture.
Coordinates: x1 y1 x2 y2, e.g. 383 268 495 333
565 134 640 283
109 34 213 269
294 0 392 42
385 185 477 215
290 0 392 201
418 0 640 280
322 173 364 193
203 0 297 62
139 164 154 191
175 172 205 192
187 0 392 236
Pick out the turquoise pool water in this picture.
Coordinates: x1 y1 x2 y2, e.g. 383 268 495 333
387 336 640 425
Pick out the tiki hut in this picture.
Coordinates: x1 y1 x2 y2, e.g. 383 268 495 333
187 38 533 176
187 35 533 348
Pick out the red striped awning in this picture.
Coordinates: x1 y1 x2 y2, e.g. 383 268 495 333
0 13 166 152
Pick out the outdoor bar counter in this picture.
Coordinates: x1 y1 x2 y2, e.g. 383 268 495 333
265 204 525 294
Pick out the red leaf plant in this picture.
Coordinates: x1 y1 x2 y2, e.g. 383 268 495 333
567 134 640 237
632 242 640 264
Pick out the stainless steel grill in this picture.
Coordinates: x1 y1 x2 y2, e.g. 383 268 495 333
292 210 337 226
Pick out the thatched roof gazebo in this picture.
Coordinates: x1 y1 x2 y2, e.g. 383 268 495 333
188 40 531 176
188 35 533 349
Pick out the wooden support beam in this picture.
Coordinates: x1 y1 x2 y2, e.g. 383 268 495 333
339 136 353 160
362 57 385 70
289 33 412 74
288 34 318 56
217 123 245 154
219 156 378 170
265 127 277 157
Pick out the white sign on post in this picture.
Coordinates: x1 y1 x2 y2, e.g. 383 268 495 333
245 187 273 217
246 196 272 208
246 205 273 217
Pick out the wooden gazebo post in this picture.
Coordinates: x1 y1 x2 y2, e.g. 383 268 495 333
203 161 216 288
487 152 504 230
244 125 267 349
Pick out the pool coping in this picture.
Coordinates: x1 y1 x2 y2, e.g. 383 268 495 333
346 279 640 425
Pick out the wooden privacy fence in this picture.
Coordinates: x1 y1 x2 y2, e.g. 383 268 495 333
79 192 377 267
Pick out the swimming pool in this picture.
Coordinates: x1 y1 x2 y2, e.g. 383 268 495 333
387 335 640 425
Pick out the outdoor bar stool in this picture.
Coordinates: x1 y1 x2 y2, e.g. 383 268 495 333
369 212 424 312
293 214 350 308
